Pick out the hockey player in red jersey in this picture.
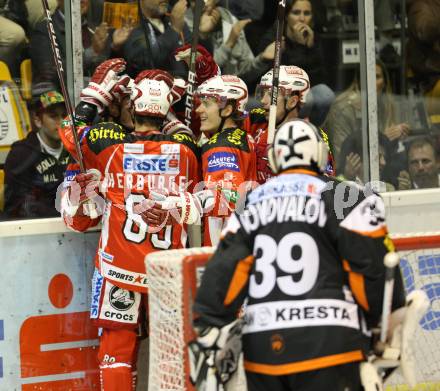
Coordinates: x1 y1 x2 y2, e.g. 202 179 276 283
60 59 200 391
191 119 406 391
245 65 335 184
194 74 257 246
141 75 258 246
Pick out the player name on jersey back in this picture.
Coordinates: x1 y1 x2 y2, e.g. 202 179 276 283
240 174 329 232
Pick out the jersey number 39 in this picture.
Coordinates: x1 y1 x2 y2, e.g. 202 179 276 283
249 233 320 299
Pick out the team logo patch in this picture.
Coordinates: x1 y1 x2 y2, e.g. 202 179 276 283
123 153 180 174
109 286 135 311
207 152 240 172
270 334 285 354
63 169 80 188
90 269 104 319
124 143 144 154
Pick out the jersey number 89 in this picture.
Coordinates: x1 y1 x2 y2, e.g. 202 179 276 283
249 233 320 299
123 193 172 249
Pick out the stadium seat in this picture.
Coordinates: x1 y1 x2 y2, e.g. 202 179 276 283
20 59 32 101
0 61 12 81
0 169 4 212
0 61 31 165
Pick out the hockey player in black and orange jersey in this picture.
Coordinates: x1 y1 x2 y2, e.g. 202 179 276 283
245 65 335 184
59 60 200 391
191 120 405 391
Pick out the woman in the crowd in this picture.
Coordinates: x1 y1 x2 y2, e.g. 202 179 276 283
337 131 396 191
258 0 335 127
325 59 409 181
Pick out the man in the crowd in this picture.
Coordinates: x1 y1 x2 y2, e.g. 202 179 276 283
122 0 191 78
398 137 440 189
3 89 69 219
30 0 130 86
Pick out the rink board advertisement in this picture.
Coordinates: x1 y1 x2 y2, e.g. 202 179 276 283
0 223 100 390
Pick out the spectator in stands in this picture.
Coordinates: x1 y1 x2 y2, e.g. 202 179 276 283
3 90 69 219
257 0 334 127
217 0 264 21
186 0 275 88
338 131 395 190
0 0 28 77
122 0 190 78
397 137 440 190
26 0 57 29
30 0 128 86
406 0 440 127
325 60 409 172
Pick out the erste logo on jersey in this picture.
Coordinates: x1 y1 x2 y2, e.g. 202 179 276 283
123 153 180 174
207 152 240 172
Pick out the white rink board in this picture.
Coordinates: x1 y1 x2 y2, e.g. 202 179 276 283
0 188 439 390
0 218 100 390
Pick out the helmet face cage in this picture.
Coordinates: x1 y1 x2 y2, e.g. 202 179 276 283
258 66 310 104
194 93 228 110
269 119 329 174
196 75 248 117
254 85 291 102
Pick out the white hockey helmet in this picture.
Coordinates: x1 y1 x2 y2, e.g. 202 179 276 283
195 75 248 117
131 78 172 118
257 65 310 103
268 119 329 173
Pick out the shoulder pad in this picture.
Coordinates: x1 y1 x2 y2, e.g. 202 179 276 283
319 127 334 153
85 122 127 154
249 108 267 124
203 128 250 153
170 132 200 157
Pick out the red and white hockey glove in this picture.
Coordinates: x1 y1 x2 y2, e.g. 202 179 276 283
170 77 188 104
65 169 101 215
81 58 127 113
141 190 215 226
162 112 194 136
135 201 179 229
112 74 134 103
175 44 220 85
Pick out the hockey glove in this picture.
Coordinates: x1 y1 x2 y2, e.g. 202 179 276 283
162 112 194 136
146 190 215 226
367 290 429 390
175 44 221 85
134 196 178 229
80 58 127 113
189 319 244 389
65 169 102 216
112 74 134 103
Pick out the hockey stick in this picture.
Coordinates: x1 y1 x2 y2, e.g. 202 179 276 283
267 0 287 145
380 252 400 343
42 0 101 218
41 0 85 172
184 0 205 128
185 0 205 248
